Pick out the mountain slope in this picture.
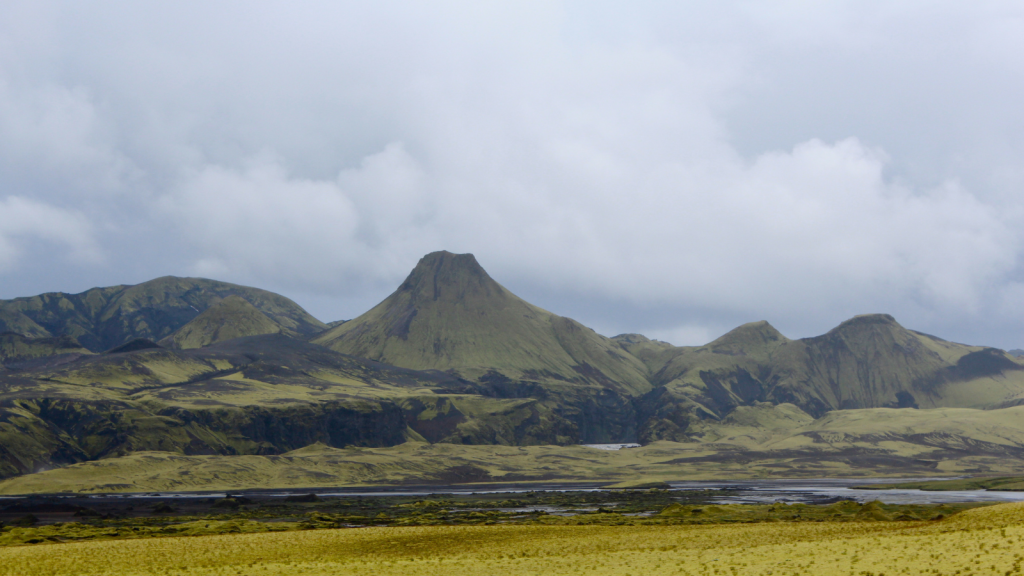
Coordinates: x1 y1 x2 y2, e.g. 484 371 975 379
0 333 93 365
0 332 590 479
313 251 651 396
0 277 327 351
630 314 1024 442
8 404 1024 493
0 334 436 478
159 295 284 349
767 314 1020 412
7 257 1024 483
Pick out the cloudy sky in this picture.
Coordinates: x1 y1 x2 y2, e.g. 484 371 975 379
2 1 1023 348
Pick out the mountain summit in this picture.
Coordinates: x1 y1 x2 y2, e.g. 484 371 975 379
313 251 651 396
396 251 500 307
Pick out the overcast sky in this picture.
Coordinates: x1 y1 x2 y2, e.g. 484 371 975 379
2 1 1023 348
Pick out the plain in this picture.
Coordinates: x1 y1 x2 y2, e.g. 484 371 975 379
1 501 1023 575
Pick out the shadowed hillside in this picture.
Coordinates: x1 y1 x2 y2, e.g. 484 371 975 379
0 333 93 365
0 332 599 479
0 334 445 479
8 404 1024 493
0 277 327 352
626 314 1024 442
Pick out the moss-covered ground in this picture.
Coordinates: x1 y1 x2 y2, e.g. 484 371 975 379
0 489 990 547
1 499 1021 575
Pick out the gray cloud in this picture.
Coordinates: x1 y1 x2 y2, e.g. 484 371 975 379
1 1 1023 348
0 196 101 270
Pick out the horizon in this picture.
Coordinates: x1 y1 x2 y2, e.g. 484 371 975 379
2 2 1023 349
2 250 1011 351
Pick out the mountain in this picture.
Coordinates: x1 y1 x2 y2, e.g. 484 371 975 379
0 310 50 339
625 314 1024 442
6 252 1024 488
0 277 327 351
312 251 653 442
314 251 651 395
159 295 284 349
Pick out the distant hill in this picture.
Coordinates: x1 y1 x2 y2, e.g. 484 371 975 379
313 251 651 395
0 277 327 351
0 330 595 479
159 295 284 349
0 334 458 478
623 314 1024 442
0 333 92 365
6 252 1024 487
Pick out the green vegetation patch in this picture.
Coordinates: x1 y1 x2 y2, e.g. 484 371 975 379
0 489 991 548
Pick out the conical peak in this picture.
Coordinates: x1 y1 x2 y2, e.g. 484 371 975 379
160 293 283 349
827 313 901 336
409 251 486 278
398 251 503 302
810 314 916 353
709 320 788 350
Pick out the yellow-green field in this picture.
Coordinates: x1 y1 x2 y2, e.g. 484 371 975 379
2 502 1022 576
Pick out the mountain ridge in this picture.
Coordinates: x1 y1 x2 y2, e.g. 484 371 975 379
313 251 652 396
5 251 1024 484
0 276 327 351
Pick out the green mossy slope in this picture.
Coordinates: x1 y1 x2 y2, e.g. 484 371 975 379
7 406 1024 493
0 333 93 365
159 296 284 349
7 253 1024 486
313 251 651 397
630 315 1024 442
0 277 327 352
0 334 591 479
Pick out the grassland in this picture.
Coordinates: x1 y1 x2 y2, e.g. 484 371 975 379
1 501 1022 575
0 334 91 364
9 401 1024 495
1 489 981 546
0 431 1008 495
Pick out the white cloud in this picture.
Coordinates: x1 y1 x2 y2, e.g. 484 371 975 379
163 156 359 282
0 196 101 271
1 1 1023 346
